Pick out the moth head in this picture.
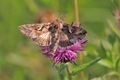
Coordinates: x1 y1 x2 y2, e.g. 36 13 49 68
51 19 63 29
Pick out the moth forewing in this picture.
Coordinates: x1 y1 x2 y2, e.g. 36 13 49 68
19 24 41 38
19 23 52 47
19 25 32 37
33 32 52 46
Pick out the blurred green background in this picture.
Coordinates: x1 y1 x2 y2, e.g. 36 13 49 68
0 0 120 80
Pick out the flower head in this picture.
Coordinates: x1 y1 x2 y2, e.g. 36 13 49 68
52 39 87 65
41 38 87 65
41 46 53 58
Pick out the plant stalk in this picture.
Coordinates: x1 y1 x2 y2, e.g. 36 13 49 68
74 0 83 64
74 0 79 24
66 64 72 80
74 0 85 80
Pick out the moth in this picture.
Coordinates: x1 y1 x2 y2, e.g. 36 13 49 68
19 19 87 53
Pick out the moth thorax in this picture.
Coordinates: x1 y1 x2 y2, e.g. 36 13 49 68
54 23 63 29
59 23 63 29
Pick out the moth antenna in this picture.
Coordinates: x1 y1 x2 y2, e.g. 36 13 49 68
61 16 66 23
59 15 66 24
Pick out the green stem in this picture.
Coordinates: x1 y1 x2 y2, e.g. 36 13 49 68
66 64 72 80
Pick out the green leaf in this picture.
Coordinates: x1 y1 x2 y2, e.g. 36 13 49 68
98 59 112 68
71 58 101 75
108 35 116 46
100 43 107 58
58 63 68 73
111 0 119 8
108 20 120 39
96 43 107 59
64 77 68 80
115 57 120 71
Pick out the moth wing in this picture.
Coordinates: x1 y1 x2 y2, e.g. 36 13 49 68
68 27 87 44
72 27 87 40
19 23 52 46
60 23 87 46
66 24 87 40
58 31 73 47
19 24 46 38
34 32 52 46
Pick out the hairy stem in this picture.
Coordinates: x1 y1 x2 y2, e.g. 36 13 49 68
66 64 72 80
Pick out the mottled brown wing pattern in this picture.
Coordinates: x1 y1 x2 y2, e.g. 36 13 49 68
69 26 87 40
58 23 87 47
58 31 73 47
19 19 87 54
19 23 52 46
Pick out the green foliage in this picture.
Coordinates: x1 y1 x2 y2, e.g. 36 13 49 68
57 63 68 73
71 58 101 75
